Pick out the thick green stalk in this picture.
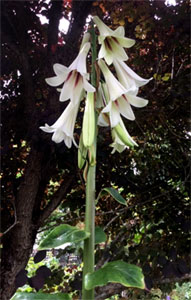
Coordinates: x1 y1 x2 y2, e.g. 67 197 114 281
82 25 97 300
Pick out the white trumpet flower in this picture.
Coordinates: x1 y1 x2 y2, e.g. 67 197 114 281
93 16 135 65
98 59 149 126
97 82 133 127
40 101 80 148
100 91 149 127
45 42 95 105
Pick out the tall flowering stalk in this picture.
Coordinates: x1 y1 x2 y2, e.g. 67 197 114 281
38 16 151 300
81 26 97 300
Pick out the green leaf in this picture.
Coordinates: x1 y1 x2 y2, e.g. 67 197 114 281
85 260 145 290
97 187 127 205
38 224 90 250
11 293 71 300
162 73 171 81
95 227 107 244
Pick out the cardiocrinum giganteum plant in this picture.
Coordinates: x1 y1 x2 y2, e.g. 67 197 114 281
12 16 152 300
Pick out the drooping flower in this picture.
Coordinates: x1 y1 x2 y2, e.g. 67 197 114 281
40 101 80 148
98 58 150 126
97 84 138 153
101 90 149 127
97 61 148 127
110 118 138 154
45 42 95 105
93 16 135 65
97 82 124 127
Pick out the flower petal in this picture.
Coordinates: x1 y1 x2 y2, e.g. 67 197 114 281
102 102 120 128
52 129 66 144
110 129 128 153
110 103 121 127
109 38 128 62
64 136 73 148
117 97 135 120
69 42 90 75
119 118 138 147
125 94 149 108
83 77 96 93
110 117 138 153
98 35 106 44
114 122 138 147
53 63 69 76
40 124 55 133
98 113 110 127
45 75 65 87
98 59 127 101
115 59 152 87
113 59 135 89
117 36 135 48
71 77 84 105
59 71 76 101
98 43 107 60
49 109 69 129
113 26 125 37
62 105 78 136
80 32 90 50
103 50 115 66
93 16 112 37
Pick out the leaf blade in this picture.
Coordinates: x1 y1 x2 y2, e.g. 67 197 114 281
85 260 145 290
11 292 71 300
98 187 127 205
95 226 107 244
38 224 90 250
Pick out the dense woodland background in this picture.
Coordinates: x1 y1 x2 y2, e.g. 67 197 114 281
1 0 190 299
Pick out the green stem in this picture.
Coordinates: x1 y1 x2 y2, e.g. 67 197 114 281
82 24 97 300
82 165 96 299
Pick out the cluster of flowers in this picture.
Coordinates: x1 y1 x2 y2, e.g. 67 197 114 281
40 16 151 153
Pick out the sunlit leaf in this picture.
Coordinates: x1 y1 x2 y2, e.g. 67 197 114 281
38 224 90 250
11 293 71 300
97 187 127 205
161 73 171 81
85 260 145 290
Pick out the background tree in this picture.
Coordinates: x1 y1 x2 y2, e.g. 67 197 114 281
1 0 190 299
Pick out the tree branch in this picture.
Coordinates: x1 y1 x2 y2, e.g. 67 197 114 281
1 199 19 236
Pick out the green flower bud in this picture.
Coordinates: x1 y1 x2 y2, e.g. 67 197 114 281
82 92 95 147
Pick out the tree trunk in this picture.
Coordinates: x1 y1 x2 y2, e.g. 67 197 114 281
1 150 43 300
